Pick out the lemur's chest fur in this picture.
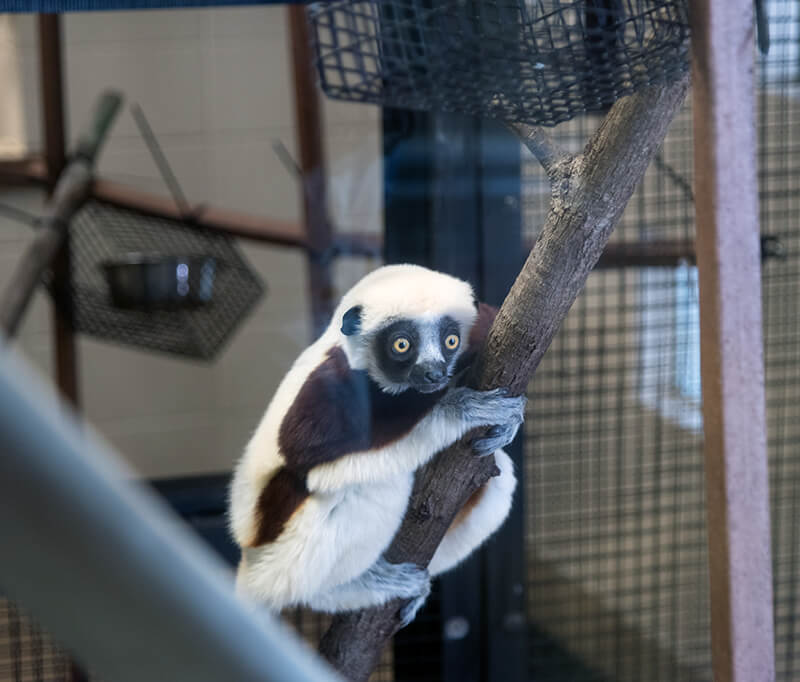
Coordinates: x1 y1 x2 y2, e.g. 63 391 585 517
250 347 444 547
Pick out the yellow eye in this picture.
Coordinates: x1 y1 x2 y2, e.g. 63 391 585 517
392 337 411 354
445 334 460 350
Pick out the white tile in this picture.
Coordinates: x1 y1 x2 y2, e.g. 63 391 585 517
63 9 204 45
97 139 213 201
78 336 219 421
206 6 283 40
205 39 294 131
64 40 210 142
101 419 223 478
206 137 301 219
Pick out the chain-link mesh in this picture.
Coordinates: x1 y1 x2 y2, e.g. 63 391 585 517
0 599 71 682
62 201 265 361
311 0 689 127
522 1 800 679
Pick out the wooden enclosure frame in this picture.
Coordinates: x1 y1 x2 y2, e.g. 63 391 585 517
0 3 777 682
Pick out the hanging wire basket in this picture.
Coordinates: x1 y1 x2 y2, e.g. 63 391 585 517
57 201 265 361
310 0 690 127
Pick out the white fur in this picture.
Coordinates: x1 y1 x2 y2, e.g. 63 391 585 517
428 448 516 576
336 264 476 376
229 264 517 616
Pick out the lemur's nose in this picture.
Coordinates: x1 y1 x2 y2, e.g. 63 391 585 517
424 367 446 383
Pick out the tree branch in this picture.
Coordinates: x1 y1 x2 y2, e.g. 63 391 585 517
319 71 690 682
505 121 571 181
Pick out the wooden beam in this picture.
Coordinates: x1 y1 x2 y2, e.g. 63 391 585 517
91 179 308 248
288 5 334 338
0 155 48 186
690 1 775 680
594 239 695 269
38 14 82 413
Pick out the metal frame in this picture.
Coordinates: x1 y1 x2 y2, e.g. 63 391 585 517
0 348 341 682
0 3 778 680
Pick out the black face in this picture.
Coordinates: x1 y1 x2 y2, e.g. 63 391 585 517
373 316 462 393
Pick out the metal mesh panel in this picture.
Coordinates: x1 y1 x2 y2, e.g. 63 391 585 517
522 1 800 679
310 0 689 128
759 2 800 676
0 598 70 682
64 201 265 361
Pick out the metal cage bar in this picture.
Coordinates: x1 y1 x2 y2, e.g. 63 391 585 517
0 348 341 682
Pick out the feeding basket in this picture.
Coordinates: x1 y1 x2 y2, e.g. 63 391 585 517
310 0 690 127
57 200 265 361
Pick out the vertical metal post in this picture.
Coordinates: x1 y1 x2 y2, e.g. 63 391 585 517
38 14 79 408
0 350 342 682
287 6 334 339
690 1 775 680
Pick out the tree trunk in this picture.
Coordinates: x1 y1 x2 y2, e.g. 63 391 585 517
319 70 690 682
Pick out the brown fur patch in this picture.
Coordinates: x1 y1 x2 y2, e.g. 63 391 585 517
249 467 310 547
278 346 442 471
469 302 499 350
449 484 488 532
454 302 499 375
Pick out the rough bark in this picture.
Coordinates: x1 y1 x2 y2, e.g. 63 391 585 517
319 71 690 681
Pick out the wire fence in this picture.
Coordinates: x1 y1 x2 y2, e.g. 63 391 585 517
522 1 800 679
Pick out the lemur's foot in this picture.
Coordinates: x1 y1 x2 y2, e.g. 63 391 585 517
398 578 431 628
370 558 430 600
471 421 520 457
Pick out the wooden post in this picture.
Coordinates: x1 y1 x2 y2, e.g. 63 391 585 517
690 1 775 680
38 14 79 408
287 6 334 339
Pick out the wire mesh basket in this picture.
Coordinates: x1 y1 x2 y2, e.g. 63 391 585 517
59 201 265 361
310 0 690 127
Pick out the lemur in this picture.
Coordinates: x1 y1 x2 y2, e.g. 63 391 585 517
228 264 525 625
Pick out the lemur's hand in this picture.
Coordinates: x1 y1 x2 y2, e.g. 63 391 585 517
438 386 525 456
441 386 525 430
471 421 522 457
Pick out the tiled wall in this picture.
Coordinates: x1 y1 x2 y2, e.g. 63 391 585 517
0 8 383 478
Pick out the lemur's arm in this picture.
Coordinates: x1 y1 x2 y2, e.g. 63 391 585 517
303 303 523 493
276 302 522 494
306 385 523 492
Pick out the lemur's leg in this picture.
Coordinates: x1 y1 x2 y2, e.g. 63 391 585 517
428 449 516 577
306 557 431 626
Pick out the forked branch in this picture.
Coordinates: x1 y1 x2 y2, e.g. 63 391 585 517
319 71 690 682
506 121 572 182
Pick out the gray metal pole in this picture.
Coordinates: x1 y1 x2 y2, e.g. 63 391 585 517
0 348 341 682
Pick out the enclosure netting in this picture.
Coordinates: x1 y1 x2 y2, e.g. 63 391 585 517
3 4 800 682
0 600 70 682
522 1 800 680
311 0 689 127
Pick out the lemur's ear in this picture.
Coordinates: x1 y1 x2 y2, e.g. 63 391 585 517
341 306 363 336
